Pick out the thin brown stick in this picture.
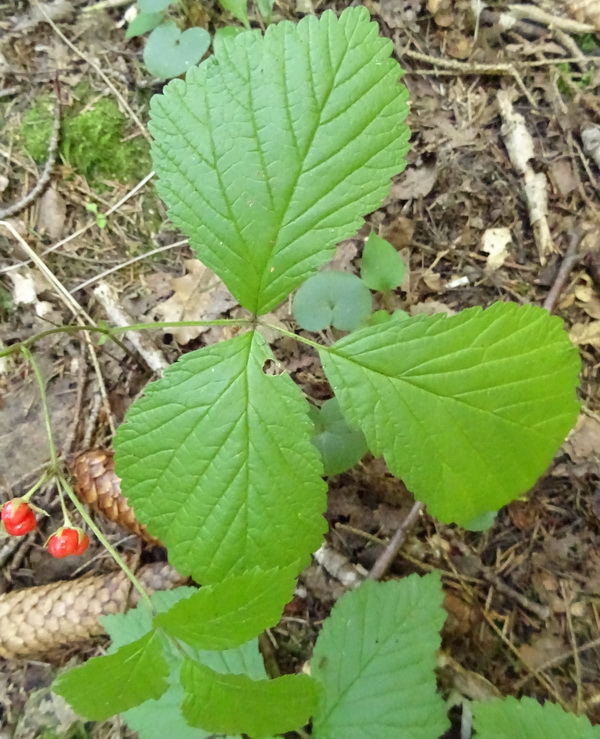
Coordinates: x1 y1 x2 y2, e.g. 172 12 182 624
542 231 585 313
367 501 424 581
0 95 60 219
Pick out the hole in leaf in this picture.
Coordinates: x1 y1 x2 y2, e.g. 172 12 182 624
262 358 284 376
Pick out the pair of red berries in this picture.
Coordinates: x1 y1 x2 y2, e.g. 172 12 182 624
1 500 90 558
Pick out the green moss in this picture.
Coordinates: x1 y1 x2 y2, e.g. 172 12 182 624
19 91 150 184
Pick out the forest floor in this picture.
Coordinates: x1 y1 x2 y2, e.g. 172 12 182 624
1 0 600 736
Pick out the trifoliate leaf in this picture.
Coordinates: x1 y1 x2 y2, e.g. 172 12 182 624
218 0 250 28
292 271 373 332
114 330 327 583
126 11 164 38
361 230 405 292
150 6 409 314
310 397 368 476
320 302 580 525
144 23 210 80
181 659 319 737
312 574 449 739
53 632 168 721
154 566 297 649
139 0 173 11
473 697 600 738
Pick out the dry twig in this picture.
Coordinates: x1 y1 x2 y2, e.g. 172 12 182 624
0 95 60 219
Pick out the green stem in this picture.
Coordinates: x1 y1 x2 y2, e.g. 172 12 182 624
0 319 254 358
21 347 60 470
59 477 155 612
21 345 155 613
21 473 50 503
260 322 330 353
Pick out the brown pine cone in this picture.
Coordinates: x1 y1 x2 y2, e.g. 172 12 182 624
70 449 161 547
0 563 185 659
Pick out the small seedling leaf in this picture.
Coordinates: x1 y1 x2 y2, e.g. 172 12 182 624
150 6 409 314
154 566 297 649
139 0 173 11
219 0 250 28
311 397 368 476
144 23 210 80
114 331 327 583
181 659 319 737
53 632 168 720
320 302 580 525
255 0 275 22
126 11 165 38
293 271 372 332
473 697 600 738
361 229 405 292
311 574 449 739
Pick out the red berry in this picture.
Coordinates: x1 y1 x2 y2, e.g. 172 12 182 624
47 527 90 558
1 500 37 536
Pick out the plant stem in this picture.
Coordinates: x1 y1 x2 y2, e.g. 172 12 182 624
59 477 155 612
21 346 155 613
260 322 330 353
21 347 60 471
1 319 254 358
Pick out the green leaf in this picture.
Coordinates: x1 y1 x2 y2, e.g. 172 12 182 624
361 229 405 292
53 632 168 721
320 302 580 525
472 697 600 738
255 0 275 22
463 509 498 531
311 574 449 739
181 659 319 737
154 566 297 649
126 11 165 38
293 271 372 332
310 397 368 476
139 0 174 11
106 590 271 739
219 0 250 28
144 23 211 80
212 25 246 55
150 7 410 314
114 331 327 583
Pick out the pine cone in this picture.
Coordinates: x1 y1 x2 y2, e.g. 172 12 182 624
70 449 161 547
0 563 184 658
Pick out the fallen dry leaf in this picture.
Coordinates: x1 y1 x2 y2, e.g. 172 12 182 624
481 227 511 272
151 259 237 345
570 320 600 347
563 413 600 464
391 164 437 200
37 187 67 240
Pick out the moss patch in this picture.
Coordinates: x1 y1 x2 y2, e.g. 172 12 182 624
20 91 150 184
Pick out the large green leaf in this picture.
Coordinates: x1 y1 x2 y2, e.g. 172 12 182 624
154 566 297 649
320 303 580 525
114 330 327 583
472 697 600 738
181 659 319 737
311 574 448 739
53 632 168 721
149 6 409 314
